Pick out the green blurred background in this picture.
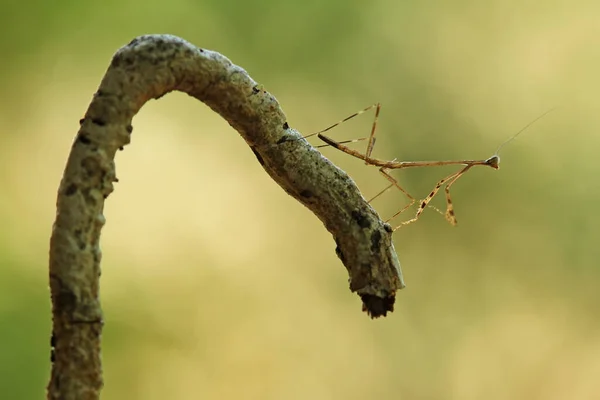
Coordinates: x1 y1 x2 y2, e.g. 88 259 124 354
1 0 599 399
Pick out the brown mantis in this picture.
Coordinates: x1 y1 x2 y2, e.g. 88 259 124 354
305 104 554 230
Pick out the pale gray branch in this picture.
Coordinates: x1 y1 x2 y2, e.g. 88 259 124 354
47 34 404 399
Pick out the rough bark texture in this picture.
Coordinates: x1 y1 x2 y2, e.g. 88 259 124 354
48 34 404 399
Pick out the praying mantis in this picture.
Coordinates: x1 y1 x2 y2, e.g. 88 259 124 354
305 104 554 230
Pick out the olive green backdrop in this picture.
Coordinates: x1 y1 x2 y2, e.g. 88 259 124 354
1 0 599 399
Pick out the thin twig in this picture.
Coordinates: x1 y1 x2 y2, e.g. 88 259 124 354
47 34 404 400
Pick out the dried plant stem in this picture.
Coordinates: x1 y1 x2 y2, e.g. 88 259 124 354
47 34 404 400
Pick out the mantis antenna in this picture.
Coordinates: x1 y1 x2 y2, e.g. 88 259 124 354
494 107 557 156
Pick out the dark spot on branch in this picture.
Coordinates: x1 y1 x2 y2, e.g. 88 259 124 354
74 229 86 250
123 56 134 67
111 54 122 67
126 124 133 133
118 147 124 151
155 39 167 51
128 37 141 46
334 238 346 264
335 246 345 263
77 134 92 145
79 118 85 125
91 118 106 126
276 136 290 145
300 190 313 198
282 122 289 130
50 332 56 363
252 86 260 94
55 287 77 314
65 184 78 196
251 147 264 166
71 318 104 325
351 210 371 228
384 223 393 233
360 294 395 318
370 230 381 252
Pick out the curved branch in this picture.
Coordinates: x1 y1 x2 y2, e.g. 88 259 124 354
47 34 404 399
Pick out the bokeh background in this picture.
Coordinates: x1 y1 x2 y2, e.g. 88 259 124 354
1 0 599 399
